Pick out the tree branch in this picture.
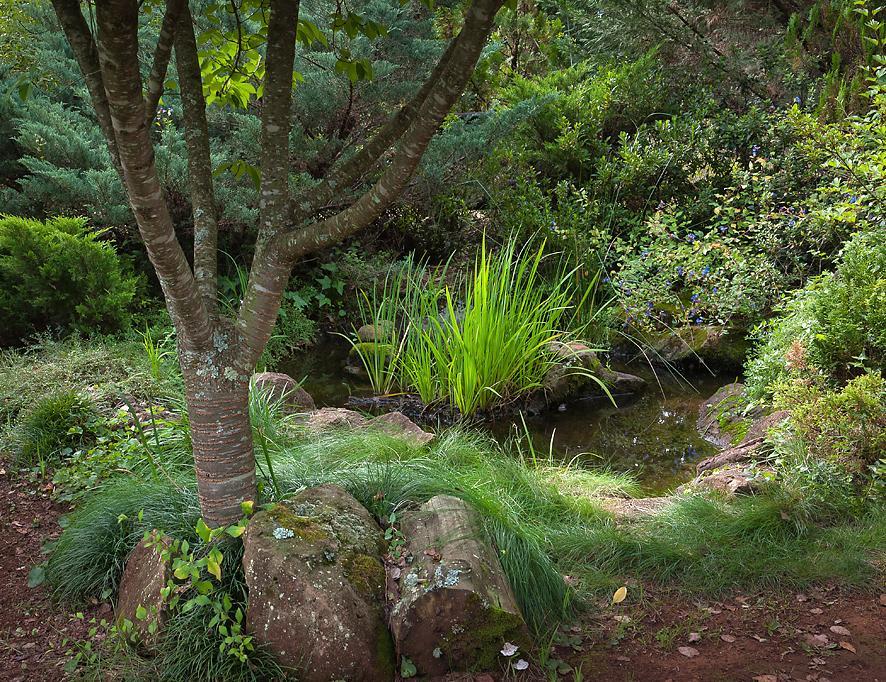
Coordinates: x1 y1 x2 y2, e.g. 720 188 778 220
235 0 300 363
144 0 185 127
288 33 463 225
50 0 123 179
283 0 504 260
175 4 220 312
94 0 211 349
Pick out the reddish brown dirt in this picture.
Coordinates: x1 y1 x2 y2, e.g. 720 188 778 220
0 467 104 681
558 585 886 681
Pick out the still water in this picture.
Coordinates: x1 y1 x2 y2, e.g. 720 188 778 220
281 340 725 494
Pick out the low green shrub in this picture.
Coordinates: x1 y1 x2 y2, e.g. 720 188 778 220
0 336 181 427
809 229 886 376
745 227 886 398
773 372 886 472
17 390 99 467
0 216 138 344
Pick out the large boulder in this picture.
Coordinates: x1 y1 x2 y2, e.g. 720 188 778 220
252 372 315 413
653 325 748 369
697 382 761 447
541 341 646 407
243 484 394 681
371 411 434 445
389 495 529 677
115 532 171 648
356 321 394 343
540 342 646 409
740 410 790 445
698 382 790 451
302 407 369 431
541 341 601 404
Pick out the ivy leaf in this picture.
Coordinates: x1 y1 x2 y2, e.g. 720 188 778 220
135 604 147 620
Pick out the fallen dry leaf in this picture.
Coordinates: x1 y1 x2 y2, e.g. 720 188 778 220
752 634 768 642
810 608 823 615
829 625 851 637
839 641 856 654
677 646 699 658
423 548 442 561
687 632 701 643
879 594 886 606
612 586 628 604
752 676 777 682
805 633 830 648
720 634 736 643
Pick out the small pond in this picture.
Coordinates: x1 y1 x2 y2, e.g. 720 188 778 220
281 339 725 494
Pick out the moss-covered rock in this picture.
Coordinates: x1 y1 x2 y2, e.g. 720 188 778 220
356 322 394 343
243 484 393 681
652 325 749 370
390 495 530 676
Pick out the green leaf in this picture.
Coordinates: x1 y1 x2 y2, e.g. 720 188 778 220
207 549 223 580
226 523 246 538
196 518 212 543
135 604 147 620
400 656 417 678
27 565 45 588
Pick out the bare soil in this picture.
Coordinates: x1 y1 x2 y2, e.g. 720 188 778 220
0 468 103 681
558 584 886 681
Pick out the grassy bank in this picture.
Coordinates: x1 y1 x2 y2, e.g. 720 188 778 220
0 337 880 679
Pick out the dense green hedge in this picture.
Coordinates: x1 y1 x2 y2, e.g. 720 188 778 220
0 216 137 344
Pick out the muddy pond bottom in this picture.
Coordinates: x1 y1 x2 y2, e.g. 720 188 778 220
281 341 723 494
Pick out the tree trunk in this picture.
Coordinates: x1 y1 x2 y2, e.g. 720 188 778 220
180 343 257 528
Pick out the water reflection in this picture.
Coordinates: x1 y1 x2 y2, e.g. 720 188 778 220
281 340 725 493
498 363 722 493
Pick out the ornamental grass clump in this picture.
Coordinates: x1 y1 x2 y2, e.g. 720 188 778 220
349 238 589 415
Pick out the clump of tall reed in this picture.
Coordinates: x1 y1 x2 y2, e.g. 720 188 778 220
347 238 602 415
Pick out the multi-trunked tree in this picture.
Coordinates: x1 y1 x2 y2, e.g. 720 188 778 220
50 0 506 525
